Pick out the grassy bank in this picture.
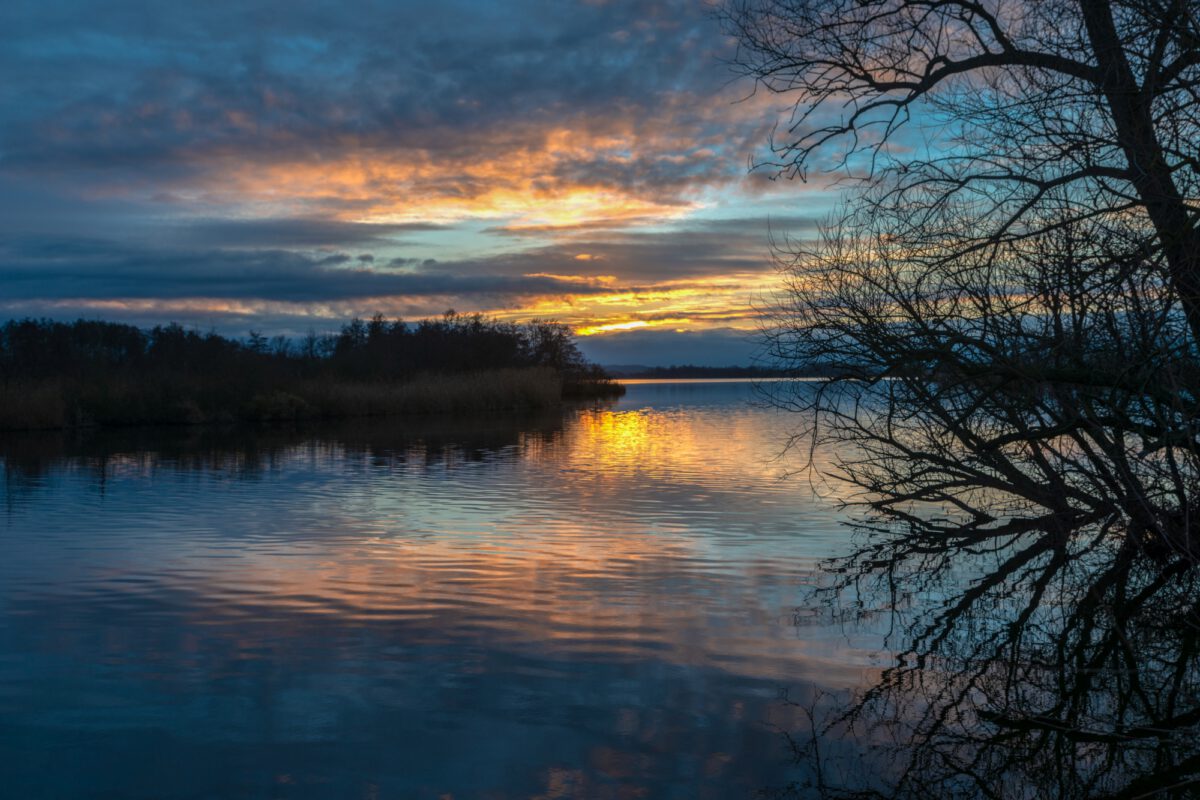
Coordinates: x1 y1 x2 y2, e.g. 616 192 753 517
0 368 624 432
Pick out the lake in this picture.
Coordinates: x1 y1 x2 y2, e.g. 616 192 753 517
0 380 882 799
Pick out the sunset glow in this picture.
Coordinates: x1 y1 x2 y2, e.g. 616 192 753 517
0 0 828 365
575 320 651 336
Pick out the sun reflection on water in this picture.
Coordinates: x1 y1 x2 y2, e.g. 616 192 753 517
0 382 876 799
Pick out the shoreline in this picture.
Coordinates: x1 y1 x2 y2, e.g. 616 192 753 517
0 368 625 433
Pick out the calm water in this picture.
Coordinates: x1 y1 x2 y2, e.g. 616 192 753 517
0 380 880 799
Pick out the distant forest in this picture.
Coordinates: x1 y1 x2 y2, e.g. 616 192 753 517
0 314 622 430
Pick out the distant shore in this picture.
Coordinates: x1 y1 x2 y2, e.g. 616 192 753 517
0 316 624 432
604 364 833 380
0 368 625 432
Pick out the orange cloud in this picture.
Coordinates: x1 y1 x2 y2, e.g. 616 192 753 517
494 272 777 333
185 122 723 231
575 320 651 336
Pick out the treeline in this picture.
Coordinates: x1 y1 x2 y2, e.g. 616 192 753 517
0 314 623 430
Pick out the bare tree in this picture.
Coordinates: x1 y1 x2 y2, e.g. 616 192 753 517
768 198 1200 550
757 193 1200 797
722 0 1200 338
718 0 1200 625
721 2 1200 795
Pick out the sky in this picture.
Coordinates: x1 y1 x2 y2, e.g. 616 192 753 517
1 0 839 365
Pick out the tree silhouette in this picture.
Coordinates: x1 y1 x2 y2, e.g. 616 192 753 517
723 0 1199 336
722 2 1200 795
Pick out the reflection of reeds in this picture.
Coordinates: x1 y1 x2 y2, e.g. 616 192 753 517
0 368 620 430
560 362 627 400
288 368 565 418
562 375 627 400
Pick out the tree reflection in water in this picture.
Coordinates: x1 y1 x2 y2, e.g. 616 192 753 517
755 218 1200 797
764 312 1200 795
784 530 1200 798
713 1 1200 794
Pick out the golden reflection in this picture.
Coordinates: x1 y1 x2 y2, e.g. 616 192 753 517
575 407 656 461
561 405 794 484
98 402 865 686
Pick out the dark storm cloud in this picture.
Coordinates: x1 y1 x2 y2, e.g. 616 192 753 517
174 218 443 248
0 212 806 307
0 0 745 199
0 236 606 302
481 214 820 281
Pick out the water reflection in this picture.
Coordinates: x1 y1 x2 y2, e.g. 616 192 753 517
788 496 1200 797
0 382 866 799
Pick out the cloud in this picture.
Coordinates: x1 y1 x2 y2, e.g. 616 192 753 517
0 236 608 303
172 218 444 248
0 0 767 229
0 0 839 361
0 210 807 351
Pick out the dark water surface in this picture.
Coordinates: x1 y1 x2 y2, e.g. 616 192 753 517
0 380 876 799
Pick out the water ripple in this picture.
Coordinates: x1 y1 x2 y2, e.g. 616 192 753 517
0 381 873 799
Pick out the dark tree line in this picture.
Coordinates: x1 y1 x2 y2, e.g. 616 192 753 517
0 313 603 384
321 313 596 380
0 314 619 429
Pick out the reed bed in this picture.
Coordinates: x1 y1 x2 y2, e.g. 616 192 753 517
0 368 601 431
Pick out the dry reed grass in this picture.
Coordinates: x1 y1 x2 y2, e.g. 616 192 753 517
0 368 572 430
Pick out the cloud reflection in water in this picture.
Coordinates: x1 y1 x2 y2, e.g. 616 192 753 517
0 382 871 798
